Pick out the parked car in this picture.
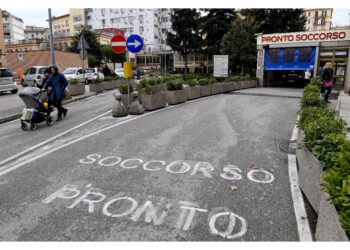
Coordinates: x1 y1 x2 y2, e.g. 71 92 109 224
0 68 18 94
84 68 104 84
62 67 85 82
22 66 50 88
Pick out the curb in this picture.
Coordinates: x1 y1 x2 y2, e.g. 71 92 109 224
0 92 96 125
296 128 348 241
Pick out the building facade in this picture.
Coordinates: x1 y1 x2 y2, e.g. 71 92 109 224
0 9 6 67
85 8 172 54
52 14 71 38
1 10 25 43
304 8 333 31
24 26 49 40
256 29 350 92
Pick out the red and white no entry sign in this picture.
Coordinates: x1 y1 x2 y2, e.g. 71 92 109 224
111 35 126 54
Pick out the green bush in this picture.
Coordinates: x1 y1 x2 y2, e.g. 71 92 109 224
187 79 198 87
309 77 321 86
91 78 102 84
118 84 134 94
298 106 335 129
301 91 324 108
144 85 156 95
139 79 148 88
104 76 113 82
68 78 78 85
198 78 210 86
183 74 197 81
225 76 240 82
209 78 218 85
147 79 157 86
167 80 184 91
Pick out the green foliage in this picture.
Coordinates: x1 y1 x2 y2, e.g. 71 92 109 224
91 78 102 84
100 45 126 64
209 78 218 84
187 79 199 87
167 80 184 91
139 79 148 88
225 76 240 82
309 77 321 86
147 79 157 86
183 74 198 81
215 77 226 82
198 78 210 86
144 85 156 95
68 78 78 85
118 84 134 94
300 90 324 108
298 106 335 129
104 76 113 82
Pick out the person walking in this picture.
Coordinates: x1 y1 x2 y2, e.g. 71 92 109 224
304 69 311 85
320 62 334 103
40 68 51 89
43 65 68 121
101 61 112 77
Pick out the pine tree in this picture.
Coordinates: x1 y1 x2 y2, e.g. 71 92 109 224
166 9 202 74
200 9 236 56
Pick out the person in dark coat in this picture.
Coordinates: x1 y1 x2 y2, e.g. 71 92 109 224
43 65 68 121
320 62 334 103
101 61 112 77
40 68 51 89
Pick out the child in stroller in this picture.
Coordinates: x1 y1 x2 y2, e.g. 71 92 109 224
19 87 54 131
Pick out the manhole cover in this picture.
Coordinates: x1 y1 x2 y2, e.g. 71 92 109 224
275 139 296 154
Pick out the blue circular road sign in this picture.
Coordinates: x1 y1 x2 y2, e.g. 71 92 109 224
126 34 144 54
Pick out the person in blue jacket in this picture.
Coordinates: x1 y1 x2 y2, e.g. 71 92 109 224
43 65 68 121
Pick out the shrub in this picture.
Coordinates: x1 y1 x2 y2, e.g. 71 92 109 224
91 78 102 84
167 80 184 91
68 78 78 85
118 84 134 94
225 76 240 82
298 106 335 129
144 85 156 95
209 78 218 85
198 78 210 86
183 74 197 81
215 77 226 82
187 79 198 87
309 77 321 86
147 79 157 86
139 79 148 88
104 76 113 82
300 91 324 108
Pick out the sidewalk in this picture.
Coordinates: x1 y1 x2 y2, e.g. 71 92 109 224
0 86 102 124
336 91 350 139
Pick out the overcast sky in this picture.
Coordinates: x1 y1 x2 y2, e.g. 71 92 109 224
5 8 350 28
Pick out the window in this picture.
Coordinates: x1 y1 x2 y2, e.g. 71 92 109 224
283 48 295 63
315 11 318 17
73 15 82 22
321 10 327 16
128 16 133 24
124 17 128 24
268 49 279 63
139 26 144 33
139 15 144 23
101 9 105 16
299 48 312 62
101 19 106 27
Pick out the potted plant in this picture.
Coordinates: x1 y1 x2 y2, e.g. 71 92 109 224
185 79 201 100
102 76 115 90
67 78 85 96
166 80 187 105
210 78 220 95
118 83 134 107
141 84 167 111
89 78 104 93
198 78 211 97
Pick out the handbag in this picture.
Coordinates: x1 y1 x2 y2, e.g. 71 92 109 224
323 81 333 88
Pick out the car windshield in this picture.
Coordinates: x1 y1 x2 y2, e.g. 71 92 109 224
0 69 13 77
85 69 95 73
38 68 49 74
63 69 77 74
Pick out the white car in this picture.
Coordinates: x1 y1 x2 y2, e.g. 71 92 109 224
0 68 18 94
62 68 85 82
22 66 50 88
84 68 104 84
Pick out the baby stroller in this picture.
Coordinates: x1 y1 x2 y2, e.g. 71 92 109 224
19 87 54 131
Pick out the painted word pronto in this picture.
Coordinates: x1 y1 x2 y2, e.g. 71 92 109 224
42 183 248 239
78 153 275 184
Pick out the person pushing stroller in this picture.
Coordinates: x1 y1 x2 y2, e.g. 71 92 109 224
43 65 68 121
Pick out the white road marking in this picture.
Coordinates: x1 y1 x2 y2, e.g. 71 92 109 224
0 110 112 167
288 120 312 241
111 42 126 47
291 115 299 141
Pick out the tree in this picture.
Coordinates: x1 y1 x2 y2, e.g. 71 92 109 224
167 9 202 74
220 17 261 75
240 9 307 34
68 28 102 62
100 45 126 64
200 9 236 56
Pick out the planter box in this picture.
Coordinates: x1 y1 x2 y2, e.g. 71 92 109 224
227 82 235 91
89 83 104 93
186 86 201 100
233 81 242 90
103 81 115 90
220 83 230 93
115 79 127 88
200 85 211 97
141 92 167 110
67 83 85 96
296 128 349 241
166 89 187 105
211 84 220 95
241 80 249 89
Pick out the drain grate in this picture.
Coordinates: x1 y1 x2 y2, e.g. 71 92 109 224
275 139 297 154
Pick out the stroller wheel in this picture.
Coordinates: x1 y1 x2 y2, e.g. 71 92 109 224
30 123 37 131
46 116 54 126
21 122 27 131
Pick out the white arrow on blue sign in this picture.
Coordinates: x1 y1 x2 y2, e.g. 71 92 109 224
126 34 144 54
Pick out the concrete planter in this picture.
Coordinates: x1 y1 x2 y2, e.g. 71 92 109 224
141 92 167 110
67 83 85 96
186 86 201 100
233 81 242 90
89 83 104 93
200 85 211 97
166 89 187 105
211 84 220 95
115 79 127 88
102 81 115 90
242 80 250 89
220 83 230 93
227 82 235 91
296 128 348 241
121 94 131 108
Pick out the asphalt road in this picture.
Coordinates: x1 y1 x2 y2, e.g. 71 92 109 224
0 87 303 241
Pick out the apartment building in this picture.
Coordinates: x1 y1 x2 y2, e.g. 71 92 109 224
0 9 6 67
24 26 49 40
304 8 333 31
1 10 25 43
